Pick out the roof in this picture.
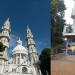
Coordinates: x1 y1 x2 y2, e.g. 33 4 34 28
12 38 28 54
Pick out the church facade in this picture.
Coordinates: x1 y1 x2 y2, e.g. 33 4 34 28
0 18 42 75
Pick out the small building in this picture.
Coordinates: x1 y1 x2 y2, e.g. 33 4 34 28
63 0 75 55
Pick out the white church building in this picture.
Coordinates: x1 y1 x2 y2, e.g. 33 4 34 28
0 18 42 75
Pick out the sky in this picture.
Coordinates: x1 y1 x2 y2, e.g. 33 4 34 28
64 0 74 24
0 0 50 57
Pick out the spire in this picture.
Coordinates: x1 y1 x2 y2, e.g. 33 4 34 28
17 37 22 45
26 26 35 45
4 18 10 25
3 18 10 30
27 25 30 31
26 26 39 63
27 26 33 38
27 25 29 30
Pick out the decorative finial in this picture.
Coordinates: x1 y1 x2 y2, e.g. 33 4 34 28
27 25 31 31
27 25 30 31
7 18 9 21
27 25 31 33
5 18 10 23
17 37 22 45
26 25 33 38
18 37 20 41
27 25 29 29
4 18 10 25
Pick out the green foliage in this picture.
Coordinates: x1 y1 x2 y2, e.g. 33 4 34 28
57 0 66 16
56 45 64 53
51 0 58 15
51 0 66 49
39 48 50 75
0 42 6 52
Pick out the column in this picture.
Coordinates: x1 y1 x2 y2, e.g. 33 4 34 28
20 53 21 64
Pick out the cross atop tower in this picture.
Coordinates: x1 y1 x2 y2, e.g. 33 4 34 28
26 26 39 64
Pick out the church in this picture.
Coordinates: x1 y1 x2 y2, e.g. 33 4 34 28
0 18 42 75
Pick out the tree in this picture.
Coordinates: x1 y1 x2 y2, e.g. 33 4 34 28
51 0 58 47
0 42 6 52
39 48 50 75
51 0 66 53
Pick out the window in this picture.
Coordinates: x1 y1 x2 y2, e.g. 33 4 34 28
72 39 75 42
22 67 27 74
66 25 73 33
12 69 16 73
17 58 19 64
21 54 24 59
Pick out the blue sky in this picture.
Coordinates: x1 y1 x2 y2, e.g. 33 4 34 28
0 0 50 57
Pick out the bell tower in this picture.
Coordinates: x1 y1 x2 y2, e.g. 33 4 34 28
26 26 39 64
26 26 41 75
0 18 11 59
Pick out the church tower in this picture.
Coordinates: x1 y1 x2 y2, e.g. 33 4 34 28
26 26 41 75
26 26 39 64
0 18 11 59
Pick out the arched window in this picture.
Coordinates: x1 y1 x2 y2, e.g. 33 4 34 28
22 67 27 74
17 58 19 64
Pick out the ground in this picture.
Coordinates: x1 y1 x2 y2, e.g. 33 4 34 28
51 54 75 75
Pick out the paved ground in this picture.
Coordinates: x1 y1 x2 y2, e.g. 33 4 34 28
51 54 75 75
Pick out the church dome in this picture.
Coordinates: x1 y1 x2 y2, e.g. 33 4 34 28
13 38 28 55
